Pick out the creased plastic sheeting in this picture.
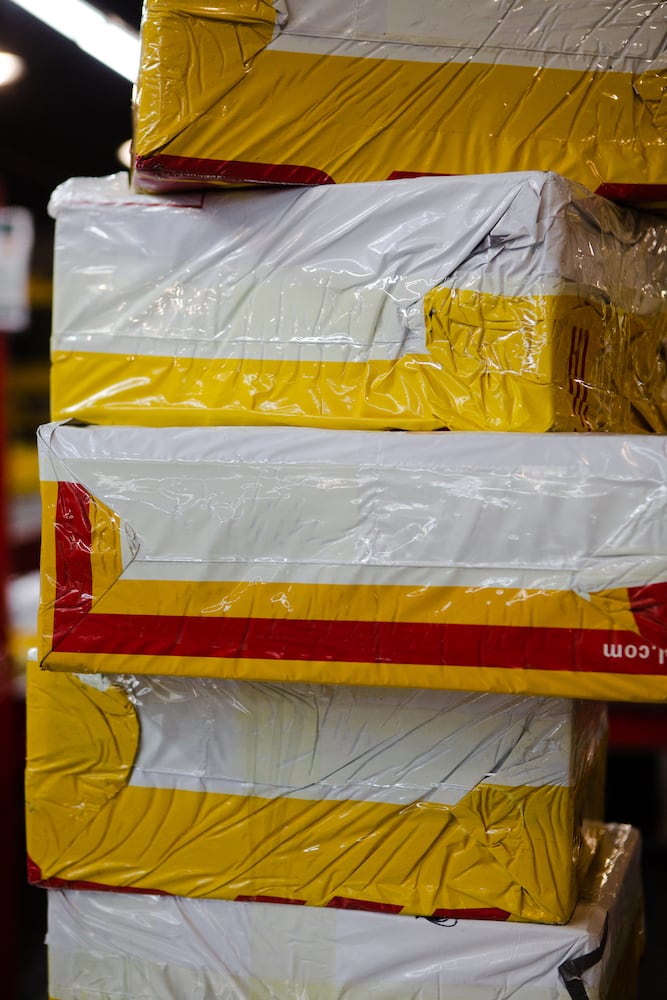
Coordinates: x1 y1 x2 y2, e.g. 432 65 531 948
37 421 667 701
48 171 667 433
133 0 667 205
25 664 606 923
45 823 641 1000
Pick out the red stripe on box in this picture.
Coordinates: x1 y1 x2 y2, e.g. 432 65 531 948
135 154 334 188
50 486 667 678
53 482 93 646
53 611 667 676
326 897 404 914
27 857 168 895
628 582 667 647
235 894 306 906
38 877 170 895
569 324 590 428
388 170 453 180
430 906 510 921
26 855 42 884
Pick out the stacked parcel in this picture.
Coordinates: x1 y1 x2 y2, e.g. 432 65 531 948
134 0 667 204
28 0 667 995
49 172 667 433
45 824 644 1000
26 666 607 923
36 422 667 702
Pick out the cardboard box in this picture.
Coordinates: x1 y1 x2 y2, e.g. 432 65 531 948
49 172 667 432
26 665 606 923
133 0 667 205
45 823 642 999
37 422 667 701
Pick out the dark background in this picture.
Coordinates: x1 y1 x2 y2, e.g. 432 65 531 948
0 0 141 375
0 0 140 218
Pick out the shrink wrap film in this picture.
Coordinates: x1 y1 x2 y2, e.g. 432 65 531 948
45 824 642 999
133 0 667 205
25 663 606 923
37 421 667 701
49 172 667 433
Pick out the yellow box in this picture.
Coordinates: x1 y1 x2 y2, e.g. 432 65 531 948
26 665 606 923
134 0 667 207
44 824 643 999
37 423 667 702
49 173 667 433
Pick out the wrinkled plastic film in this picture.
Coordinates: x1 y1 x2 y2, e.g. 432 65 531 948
133 0 667 202
44 824 642 1000
36 422 667 701
48 172 667 432
25 663 606 923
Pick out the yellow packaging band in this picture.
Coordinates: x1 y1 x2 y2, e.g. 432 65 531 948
43 824 643 1000
134 0 666 203
50 291 667 433
47 824 643 1000
36 424 667 702
26 665 606 923
48 173 667 433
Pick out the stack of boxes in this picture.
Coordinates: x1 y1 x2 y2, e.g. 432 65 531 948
26 1 667 997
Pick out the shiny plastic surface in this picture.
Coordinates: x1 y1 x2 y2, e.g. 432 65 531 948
44 823 641 999
25 664 606 922
49 172 667 432
134 0 667 204
37 422 667 701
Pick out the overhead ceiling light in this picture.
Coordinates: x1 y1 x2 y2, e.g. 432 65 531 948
9 0 140 82
0 50 25 86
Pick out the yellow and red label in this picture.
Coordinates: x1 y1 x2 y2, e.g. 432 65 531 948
134 0 667 205
39 476 667 701
50 290 667 434
26 665 603 923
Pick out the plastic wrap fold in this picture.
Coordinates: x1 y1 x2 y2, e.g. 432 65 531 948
133 0 667 205
37 421 667 701
45 823 642 999
25 663 606 922
48 172 667 432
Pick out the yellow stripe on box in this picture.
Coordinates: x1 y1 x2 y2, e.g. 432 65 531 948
38 652 667 703
26 667 584 923
50 291 667 432
37 427 667 701
88 578 640 635
135 5 666 195
38 481 125 661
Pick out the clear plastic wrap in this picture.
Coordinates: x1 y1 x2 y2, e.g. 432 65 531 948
49 171 667 432
134 0 667 204
45 823 642 1000
25 663 606 923
37 421 667 701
